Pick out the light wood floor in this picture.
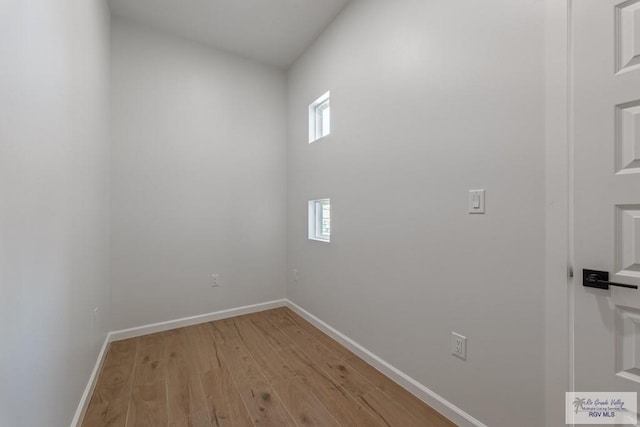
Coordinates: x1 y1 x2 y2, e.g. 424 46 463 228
82 307 455 427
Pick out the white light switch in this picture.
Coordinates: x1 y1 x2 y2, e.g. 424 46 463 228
468 189 485 214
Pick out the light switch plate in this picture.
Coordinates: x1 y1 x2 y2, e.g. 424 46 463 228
468 189 485 214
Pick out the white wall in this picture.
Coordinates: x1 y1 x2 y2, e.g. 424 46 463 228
286 1 545 426
110 19 287 331
0 0 111 425
544 1 570 425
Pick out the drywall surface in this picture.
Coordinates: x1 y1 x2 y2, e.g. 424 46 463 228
111 19 287 330
544 0 570 425
286 1 545 425
0 0 111 425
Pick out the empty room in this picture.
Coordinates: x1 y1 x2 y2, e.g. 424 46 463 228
2 0 639 426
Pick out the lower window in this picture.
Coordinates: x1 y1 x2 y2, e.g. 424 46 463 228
308 199 331 242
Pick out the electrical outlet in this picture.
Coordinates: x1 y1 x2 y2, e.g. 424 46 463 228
211 274 220 287
451 332 467 360
293 269 299 282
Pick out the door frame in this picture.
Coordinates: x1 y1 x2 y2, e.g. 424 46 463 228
545 0 572 426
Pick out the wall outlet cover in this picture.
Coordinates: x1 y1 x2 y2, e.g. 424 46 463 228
211 274 220 287
451 332 467 360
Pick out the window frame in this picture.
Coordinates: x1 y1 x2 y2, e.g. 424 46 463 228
308 91 331 143
308 198 331 242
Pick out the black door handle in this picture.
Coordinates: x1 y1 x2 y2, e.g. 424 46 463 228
583 269 638 290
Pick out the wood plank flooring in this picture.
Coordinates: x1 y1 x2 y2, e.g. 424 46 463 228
82 308 455 427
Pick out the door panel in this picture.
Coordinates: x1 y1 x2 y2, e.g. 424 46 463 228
573 0 640 408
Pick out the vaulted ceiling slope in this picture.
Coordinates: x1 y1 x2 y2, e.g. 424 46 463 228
109 0 352 69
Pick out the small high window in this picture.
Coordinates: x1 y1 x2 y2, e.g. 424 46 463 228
309 91 330 143
308 199 331 242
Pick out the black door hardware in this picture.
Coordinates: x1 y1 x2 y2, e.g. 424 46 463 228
583 269 638 290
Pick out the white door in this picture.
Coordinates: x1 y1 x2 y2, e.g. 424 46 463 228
573 0 640 423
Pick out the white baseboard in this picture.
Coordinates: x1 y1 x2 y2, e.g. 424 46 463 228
109 299 287 341
70 299 287 426
285 299 487 427
70 334 110 427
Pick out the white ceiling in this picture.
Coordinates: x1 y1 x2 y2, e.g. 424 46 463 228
108 0 352 69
